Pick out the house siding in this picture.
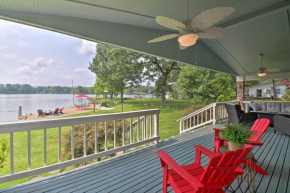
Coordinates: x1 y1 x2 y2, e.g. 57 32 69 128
247 83 287 98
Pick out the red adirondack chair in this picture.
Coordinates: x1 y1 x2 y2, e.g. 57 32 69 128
213 118 270 175
157 145 251 193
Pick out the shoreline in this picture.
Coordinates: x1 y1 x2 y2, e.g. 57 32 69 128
19 104 95 121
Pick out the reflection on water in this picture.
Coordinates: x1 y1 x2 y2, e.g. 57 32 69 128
0 94 95 123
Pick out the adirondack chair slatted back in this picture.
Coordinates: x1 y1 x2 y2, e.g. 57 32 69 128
245 118 270 148
200 147 251 190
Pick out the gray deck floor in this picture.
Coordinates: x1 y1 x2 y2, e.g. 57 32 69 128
1 124 290 193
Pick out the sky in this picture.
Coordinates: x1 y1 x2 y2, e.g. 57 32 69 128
0 19 96 87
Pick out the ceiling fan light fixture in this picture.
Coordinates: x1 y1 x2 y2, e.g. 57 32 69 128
178 34 199 47
257 72 267 77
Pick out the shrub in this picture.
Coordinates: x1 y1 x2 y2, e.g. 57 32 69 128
220 124 252 145
283 89 290 101
101 101 115 107
62 120 129 166
183 105 206 116
0 139 9 169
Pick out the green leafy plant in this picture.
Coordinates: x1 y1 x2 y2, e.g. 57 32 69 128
220 124 252 145
0 138 9 169
283 89 290 101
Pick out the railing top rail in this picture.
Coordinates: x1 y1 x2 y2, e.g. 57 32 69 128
0 109 160 134
177 100 238 122
177 104 214 121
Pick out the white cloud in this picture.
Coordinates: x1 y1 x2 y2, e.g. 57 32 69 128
16 40 32 48
75 40 96 55
15 65 32 74
29 57 54 67
74 68 90 73
14 57 55 75
0 53 18 60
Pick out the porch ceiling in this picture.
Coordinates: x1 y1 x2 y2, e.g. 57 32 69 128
0 0 290 76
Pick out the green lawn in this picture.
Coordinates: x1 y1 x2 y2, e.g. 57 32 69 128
0 98 202 188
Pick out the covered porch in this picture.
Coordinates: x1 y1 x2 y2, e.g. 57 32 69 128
0 0 290 192
1 124 288 193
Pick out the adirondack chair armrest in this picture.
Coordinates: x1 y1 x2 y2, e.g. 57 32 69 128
213 128 224 136
246 140 264 146
194 145 217 164
156 151 204 189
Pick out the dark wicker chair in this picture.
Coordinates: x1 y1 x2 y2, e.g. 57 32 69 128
225 103 258 125
273 115 290 136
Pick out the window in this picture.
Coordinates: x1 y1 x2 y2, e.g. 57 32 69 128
266 89 271 94
276 89 281 94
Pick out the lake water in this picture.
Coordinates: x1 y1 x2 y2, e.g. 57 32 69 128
0 94 95 123
0 94 140 123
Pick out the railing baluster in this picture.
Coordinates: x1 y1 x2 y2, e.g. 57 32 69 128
114 120 117 148
205 110 207 122
150 115 153 138
71 125 74 159
122 119 125 146
194 116 195 126
154 114 159 143
137 117 140 142
95 123 98 153
84 124 86 156
10 133 14 174
105 121 107 151
43 128 47 166
28 131 31 170
130 118 133 144
58 127 61 163
144 116 146 139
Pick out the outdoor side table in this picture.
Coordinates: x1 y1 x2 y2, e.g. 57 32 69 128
220 146 255 193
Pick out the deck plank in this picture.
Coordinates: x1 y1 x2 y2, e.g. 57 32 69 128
1 124 289 193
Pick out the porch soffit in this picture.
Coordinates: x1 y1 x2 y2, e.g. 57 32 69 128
0 0 289 77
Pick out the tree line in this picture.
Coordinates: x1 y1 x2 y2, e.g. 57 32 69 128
89 44 237 104
0 84 94 94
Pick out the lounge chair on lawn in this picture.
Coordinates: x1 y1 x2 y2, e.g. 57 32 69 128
52 108 59 115
59 107 64 114
37 109 45 117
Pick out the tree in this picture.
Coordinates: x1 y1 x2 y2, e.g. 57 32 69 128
177 65 235 102
89 44 143 103
142 57 180 104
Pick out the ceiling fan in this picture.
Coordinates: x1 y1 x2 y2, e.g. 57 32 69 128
148 0 235 50
256 54 280 77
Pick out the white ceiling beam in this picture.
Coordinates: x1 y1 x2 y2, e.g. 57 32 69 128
220 1 290 29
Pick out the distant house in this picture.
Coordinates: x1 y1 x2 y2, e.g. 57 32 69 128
246 82 287 99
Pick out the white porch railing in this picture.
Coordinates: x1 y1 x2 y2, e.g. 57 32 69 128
177 101 237 134
0 109 160 183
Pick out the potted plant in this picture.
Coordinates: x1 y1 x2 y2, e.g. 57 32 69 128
220 124 252 151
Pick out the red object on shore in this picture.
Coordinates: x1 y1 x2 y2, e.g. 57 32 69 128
75 94 89 98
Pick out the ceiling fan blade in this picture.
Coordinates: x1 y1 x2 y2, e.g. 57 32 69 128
191 7 235 30
148 34 179 43
156 16 186 31
196 27 228 39
179 43 188 50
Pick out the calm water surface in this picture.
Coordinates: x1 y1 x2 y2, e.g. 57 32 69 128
0 94 95 123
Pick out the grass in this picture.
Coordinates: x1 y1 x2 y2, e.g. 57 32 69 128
0 98 203 188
